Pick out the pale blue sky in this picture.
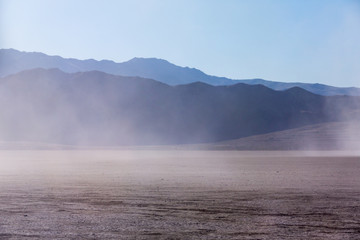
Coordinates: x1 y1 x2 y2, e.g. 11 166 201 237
1 0 360 87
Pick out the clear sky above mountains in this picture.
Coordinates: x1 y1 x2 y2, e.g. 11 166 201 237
1 0 359 87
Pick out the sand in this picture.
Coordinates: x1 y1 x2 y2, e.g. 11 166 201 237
0 150 359 239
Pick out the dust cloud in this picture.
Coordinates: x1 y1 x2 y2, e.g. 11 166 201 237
0 69 360 149
322 95 360 150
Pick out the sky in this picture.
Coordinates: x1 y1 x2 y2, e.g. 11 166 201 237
1 0 360 87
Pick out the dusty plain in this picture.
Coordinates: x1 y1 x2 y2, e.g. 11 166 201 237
0 150 359 239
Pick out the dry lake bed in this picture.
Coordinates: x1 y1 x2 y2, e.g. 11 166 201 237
0 150 359 239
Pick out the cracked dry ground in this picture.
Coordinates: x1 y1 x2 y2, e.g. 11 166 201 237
0 150 359 239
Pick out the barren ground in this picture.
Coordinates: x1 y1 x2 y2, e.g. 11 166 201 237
0 150 359 239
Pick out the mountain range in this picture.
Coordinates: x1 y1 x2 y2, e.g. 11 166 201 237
1 48 360 96
0 68 359 146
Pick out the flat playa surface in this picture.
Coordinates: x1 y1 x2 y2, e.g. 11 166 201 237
0 150 359 239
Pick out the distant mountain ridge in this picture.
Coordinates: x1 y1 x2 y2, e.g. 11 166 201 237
0 49 235 85
0 68 359 146
1 48 359 96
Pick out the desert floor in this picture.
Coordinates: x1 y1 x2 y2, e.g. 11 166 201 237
0 150 359 239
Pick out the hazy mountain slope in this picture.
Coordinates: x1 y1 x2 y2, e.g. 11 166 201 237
199 121 360 150
1 49 360 96
0 68 359 146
